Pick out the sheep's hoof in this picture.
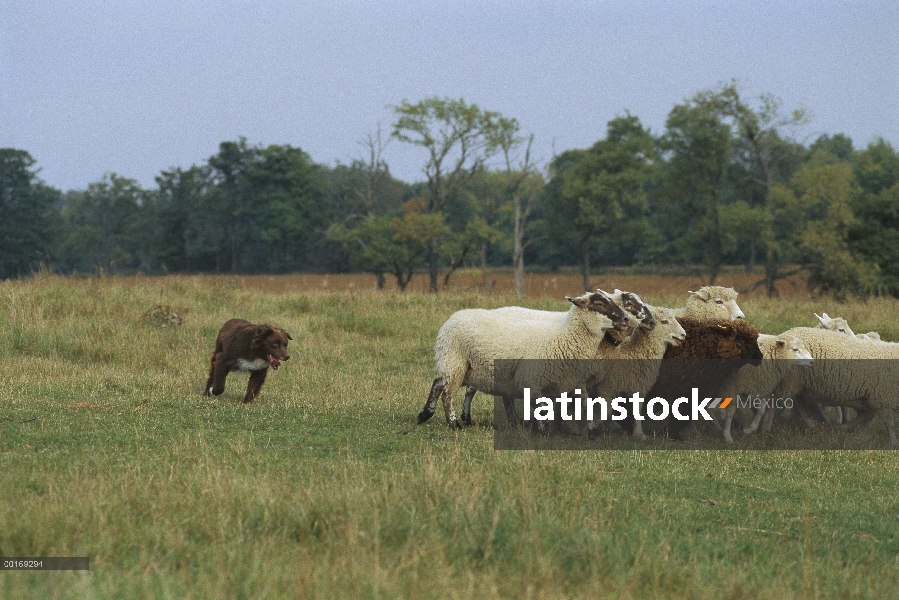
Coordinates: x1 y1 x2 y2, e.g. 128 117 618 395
742 427 755 435
462 414 473 427
448 419 463 430
634 433 647 441
417 409 434 424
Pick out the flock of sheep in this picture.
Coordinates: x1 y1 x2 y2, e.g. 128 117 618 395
416 286 899 447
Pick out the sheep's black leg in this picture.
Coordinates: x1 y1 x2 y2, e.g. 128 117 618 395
880 409 898 448
501 393 520 427
461 385 476 426
841 410 876 431
417 378 443 424
809 402 830 424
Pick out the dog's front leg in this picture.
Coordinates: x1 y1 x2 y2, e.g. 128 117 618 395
244 369 268 403
207 354 230 396
203 353 221 396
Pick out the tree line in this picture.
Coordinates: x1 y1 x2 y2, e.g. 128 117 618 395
2 82 898 297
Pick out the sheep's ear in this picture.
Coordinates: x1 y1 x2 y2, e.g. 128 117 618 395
822 312 830 319
567 295 587 308
814 313 828 326
776 339 786 348
689 289 710 301
613 288 623 294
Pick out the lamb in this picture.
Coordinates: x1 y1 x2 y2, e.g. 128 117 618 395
718 334 814 443
584 307 686 440
620 317 764 440
416 290 630 429
762 327 899 447
455 289 656 425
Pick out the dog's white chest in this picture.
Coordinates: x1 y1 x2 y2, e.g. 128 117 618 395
235 358 269 372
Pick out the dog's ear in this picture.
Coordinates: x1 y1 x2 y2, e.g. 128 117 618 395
258 325 275 339
285 331 293 341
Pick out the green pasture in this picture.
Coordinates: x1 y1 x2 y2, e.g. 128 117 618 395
1 275 898 598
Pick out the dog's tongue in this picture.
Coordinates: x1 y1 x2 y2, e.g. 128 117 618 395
268 355 281 370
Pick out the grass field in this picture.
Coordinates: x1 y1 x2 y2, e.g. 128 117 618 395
2 273 898 599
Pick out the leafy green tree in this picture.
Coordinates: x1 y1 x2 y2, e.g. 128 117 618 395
149 165 215 272
549 114 655 290
245 144 328 272
0 149 62 279
657 98 733 284
206 138 258 272
458 169 509 292
790 152 877 296
61 173 146 273
327 127 408 286
809 134 855 162
849 139 899 294
326 200 446 290
653 84 809 290
205 139 329 273
697 83 808 294
391 97 511 291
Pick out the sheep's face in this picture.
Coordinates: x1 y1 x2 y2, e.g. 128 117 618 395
610 288 656 331
687 286 745 320
814 312 855 336
655 312 686 347
774 335 814 369
711 323 763 362
567 291 630 331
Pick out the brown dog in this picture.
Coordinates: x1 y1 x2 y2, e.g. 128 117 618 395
203 319 293 403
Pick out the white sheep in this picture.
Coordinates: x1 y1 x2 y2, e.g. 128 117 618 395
455 289 655 425
676 286 745 321
491 285 744 325
718 334 814 443
417 290 630 429
486 289 655 332
584 306 686 440
483 285 744 434
764 327 899 447
815 312 882 342
814 312 856 336
813 312 889 423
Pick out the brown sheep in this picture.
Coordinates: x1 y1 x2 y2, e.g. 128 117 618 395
618 318 764 439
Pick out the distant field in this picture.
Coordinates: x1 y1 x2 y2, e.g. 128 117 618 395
167 268 819 299
1 274 898 599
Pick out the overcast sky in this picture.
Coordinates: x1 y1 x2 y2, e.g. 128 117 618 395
2 1 897 192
